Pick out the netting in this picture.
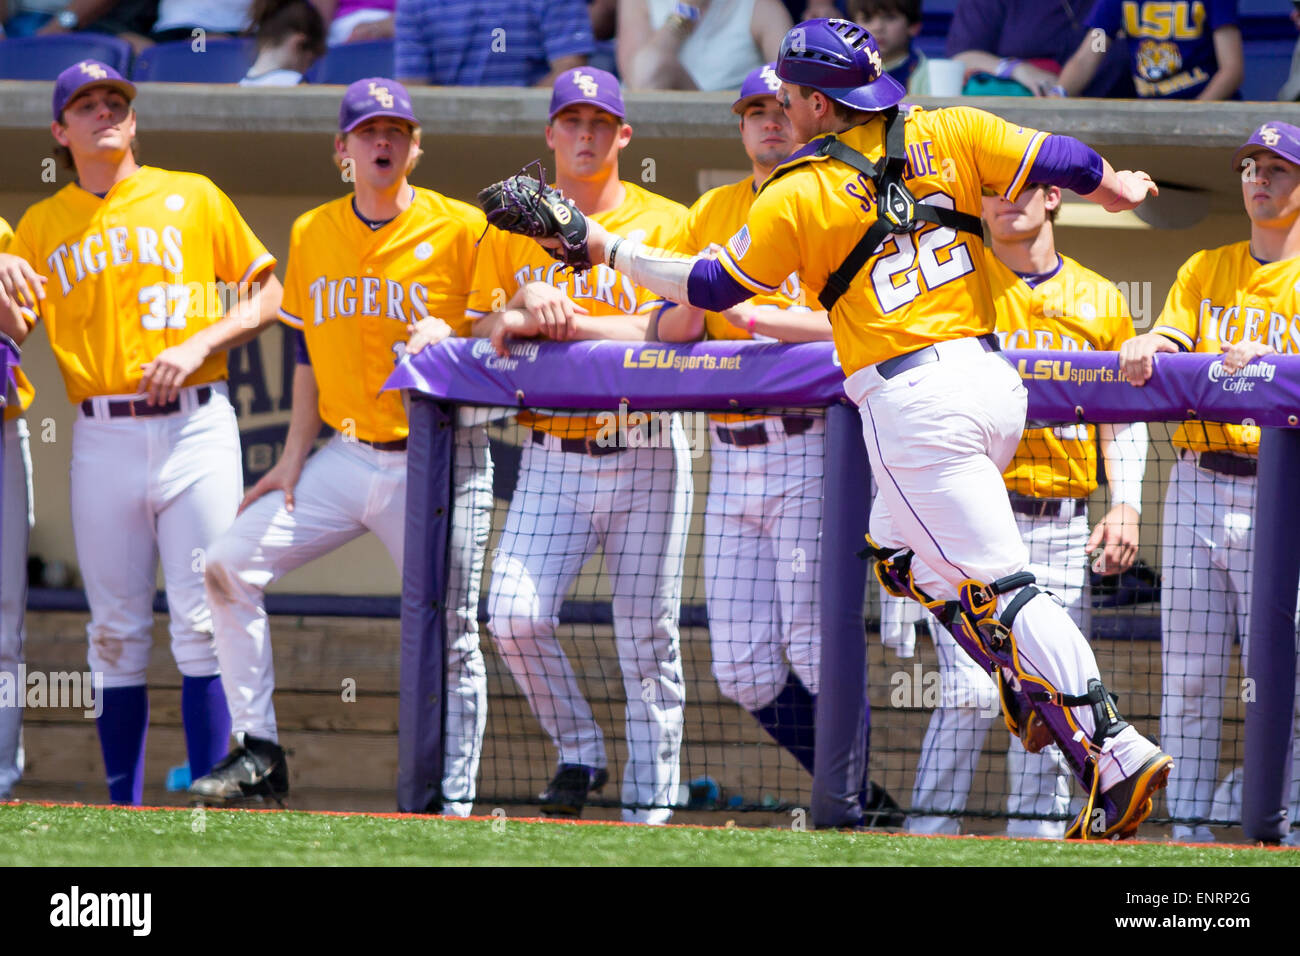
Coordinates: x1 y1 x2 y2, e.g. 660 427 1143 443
393 341 1300 836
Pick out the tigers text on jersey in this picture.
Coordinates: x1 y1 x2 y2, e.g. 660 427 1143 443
990 251 1136 499
0 217 34 421
279 187 484 444
468 180 686 439
8 166 274 404
1152 240 1300 457
679 175 808 423
716 106 1048 376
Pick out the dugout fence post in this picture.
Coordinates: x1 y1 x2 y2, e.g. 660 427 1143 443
1242 426 1300 842
812 401 872 828
396 395 454 813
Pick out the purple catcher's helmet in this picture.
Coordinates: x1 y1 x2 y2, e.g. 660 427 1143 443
775 18 905 112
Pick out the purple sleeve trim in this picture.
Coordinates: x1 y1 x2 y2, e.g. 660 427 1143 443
1026 134 1105 196
687 257 755 312
295 330 311 366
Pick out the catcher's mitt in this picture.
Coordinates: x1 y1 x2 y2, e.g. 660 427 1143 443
477 163 592 270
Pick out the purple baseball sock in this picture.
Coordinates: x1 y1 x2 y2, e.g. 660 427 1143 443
182 674 231 780
96 685 149 804
749 672 817 775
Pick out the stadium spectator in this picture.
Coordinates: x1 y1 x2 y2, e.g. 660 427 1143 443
616 0 791 91
1277 3 1300 100
16 0 157 46
848 0 928 94
945 0 1130 97
150 0 253 42
395 0 592 87
240 0 325 85
1057 0 1242 100
311 0 392 45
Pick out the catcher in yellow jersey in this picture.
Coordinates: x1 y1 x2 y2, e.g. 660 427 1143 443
490 18 1174 838
0 61 283 805
190 79 490 811
471 68 693 823
895 182 1149 838
1120 121 1300 844
659 63 902 824
0 217 35 801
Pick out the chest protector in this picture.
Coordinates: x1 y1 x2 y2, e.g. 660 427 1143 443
764 107 985 312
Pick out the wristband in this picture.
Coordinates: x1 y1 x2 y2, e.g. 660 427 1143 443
995 57 1021 80
607 237 624 271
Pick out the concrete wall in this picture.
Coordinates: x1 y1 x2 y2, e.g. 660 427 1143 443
1 84 1297 593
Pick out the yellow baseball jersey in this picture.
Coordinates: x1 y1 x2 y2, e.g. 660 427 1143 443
280 188 484 444
8 166 275 404
680 175 812 424
1152 241 1300 457
717 106 1048 376
991 251 1136 499
0 217 35 422
468 180 686 439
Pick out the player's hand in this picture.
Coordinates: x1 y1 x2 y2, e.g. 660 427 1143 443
1087 503 1140 575
405 316 454 355
239 458 303 515
522 282 587 341
722 303 756 331
1103 170 1158 212
1011 62 1062 97
1118 333 1178 386
1219 339 1275 374
0 253 47 311
489 308 541 358
139 339 208 405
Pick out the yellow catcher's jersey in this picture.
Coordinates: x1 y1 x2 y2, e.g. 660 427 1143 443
680 175 811 423
8 166 275 404
468 180 686 439
1152 241 1300 457
717 106 1048 376
990 250 1136 499
0 217 35 422
279 188 484 444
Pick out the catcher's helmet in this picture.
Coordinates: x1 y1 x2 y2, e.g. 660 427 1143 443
775 18 905 112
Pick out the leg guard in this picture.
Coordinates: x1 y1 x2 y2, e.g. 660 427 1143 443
950 575 1133 798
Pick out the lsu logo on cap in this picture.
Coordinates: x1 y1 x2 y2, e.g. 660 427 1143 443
368 82 394 108
1261 125 1281 147
79 61 108 79
573 70 599 97
865 46 884 78
760 65 780 91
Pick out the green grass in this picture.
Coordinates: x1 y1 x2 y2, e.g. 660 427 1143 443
2 804 1298 866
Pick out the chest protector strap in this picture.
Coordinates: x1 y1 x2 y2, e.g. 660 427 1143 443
810 107 984 312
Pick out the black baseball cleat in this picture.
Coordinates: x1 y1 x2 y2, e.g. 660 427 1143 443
189 734 289 807
538 763 609 817
859 780 907 829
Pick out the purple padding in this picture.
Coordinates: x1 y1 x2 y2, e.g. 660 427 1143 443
812 403 872 829
385 341 1300 428
1243 427 1300 843
398 395 454 813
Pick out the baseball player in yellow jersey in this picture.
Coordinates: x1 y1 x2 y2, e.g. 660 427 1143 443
900 182 1149 838
190 79 490 811
1120 121 1300 843
471 67 693 823
0 61 283 805
0 216 36 800
658 63 841 786
518 18 1174 838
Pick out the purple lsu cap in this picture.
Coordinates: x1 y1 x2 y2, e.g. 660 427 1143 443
1232 122 1300 171
52 59 136 121
549 67 624 120
776 18 904 112
339 77 419 132
732 62 782 114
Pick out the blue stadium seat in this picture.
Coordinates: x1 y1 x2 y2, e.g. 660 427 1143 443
306 39 394 84
914 35 948 60
1241 37 1296 100
0 33 132 80
131 37 256 82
